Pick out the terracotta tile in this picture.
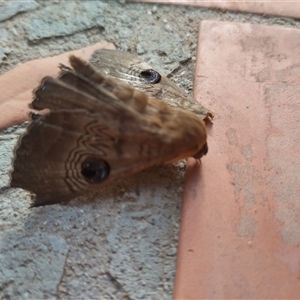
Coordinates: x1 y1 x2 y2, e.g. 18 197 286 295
0 42 115 131
174 20 300 299
128 0 300 19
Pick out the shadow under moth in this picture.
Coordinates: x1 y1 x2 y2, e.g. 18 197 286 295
10 50 213 207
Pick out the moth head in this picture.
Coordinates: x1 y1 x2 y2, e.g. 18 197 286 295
193 142 208 159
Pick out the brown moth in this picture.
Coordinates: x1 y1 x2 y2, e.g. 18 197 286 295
10 50 212 207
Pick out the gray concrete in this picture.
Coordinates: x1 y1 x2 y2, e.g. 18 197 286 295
0 0 38 22
1 0 300 299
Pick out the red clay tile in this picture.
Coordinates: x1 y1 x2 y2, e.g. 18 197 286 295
128 0 300 19
174 20 300 299
0 42 115 131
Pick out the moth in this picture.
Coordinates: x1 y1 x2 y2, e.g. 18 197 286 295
10 50 213 207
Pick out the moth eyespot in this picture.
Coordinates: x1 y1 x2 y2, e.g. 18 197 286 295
81 158 110 184
193 143 208 159
139 69 161 84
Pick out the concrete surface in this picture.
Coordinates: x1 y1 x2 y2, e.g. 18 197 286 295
175 20 300 299
1 1 300 299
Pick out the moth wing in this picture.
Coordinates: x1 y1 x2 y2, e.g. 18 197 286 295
10 56 207 207
90 49 214 120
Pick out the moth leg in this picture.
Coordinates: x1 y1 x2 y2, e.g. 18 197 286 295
59 63 73 72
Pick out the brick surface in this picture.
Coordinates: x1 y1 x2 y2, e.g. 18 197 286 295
174 20 300 299
128 0 300 19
